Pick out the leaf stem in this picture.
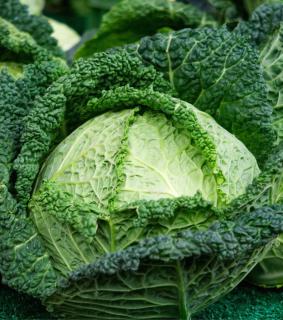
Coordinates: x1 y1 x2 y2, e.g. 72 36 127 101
176 261 190 319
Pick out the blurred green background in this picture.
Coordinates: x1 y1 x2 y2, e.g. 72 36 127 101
42 0 249 35
44 0 117 33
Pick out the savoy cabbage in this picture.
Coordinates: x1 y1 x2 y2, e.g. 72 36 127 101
1 48 282 319
1 0 283 319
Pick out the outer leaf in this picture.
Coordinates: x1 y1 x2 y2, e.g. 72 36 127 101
0 13 67 300
128 27 275 164
221 141 283 287
259 24 283 143
242 0 283 17
0 17 67 197
43 206 283 319
0 185 58 298
237 4 283 144
75 0 216 58
236 143 283 287
249 234 283 288
236 4 283 45
226 142 283 213
0 17 67 199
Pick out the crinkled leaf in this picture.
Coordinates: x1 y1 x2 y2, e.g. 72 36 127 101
0 184 58 298
237 4 283 144
259 24 283 143
236 3 283 45
127 27 275 164
43 206 283 319
0 0 62 56
0 17 67 198
0 10 67 300
14 51 173 207
237 143 283 287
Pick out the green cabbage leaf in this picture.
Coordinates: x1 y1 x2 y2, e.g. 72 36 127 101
236 4 283 145
75 0 217 58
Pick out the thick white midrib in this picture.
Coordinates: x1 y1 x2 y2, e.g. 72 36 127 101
260 31 281 66
166 33 175 90
267 69 283 85
269 75 283 110
119 188 176 197
66 225 89 264
89 180 104 206
186 256 214 288
176 261 190 320
14 233 37 250
22 254 49 279
95 235 111 253
194 41 242 107
51 122 94 177
274 175 283 203
174 39 200 74
265 52 283 71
